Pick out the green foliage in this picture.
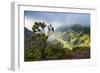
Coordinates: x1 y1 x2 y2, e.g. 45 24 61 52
72 45 90 52
24 48 42 61
24 22 55 61
44 43 73 59
44 44 64 59
32 22 46 33
24 22 90 61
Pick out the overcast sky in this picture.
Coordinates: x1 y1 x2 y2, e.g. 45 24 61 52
24 11 90 31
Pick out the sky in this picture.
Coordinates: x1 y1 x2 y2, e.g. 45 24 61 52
24 11 90 31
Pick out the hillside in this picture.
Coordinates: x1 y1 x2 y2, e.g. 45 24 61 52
24 24 90 61
47 24 90 50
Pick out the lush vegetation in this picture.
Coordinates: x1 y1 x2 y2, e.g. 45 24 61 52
24 22 90 61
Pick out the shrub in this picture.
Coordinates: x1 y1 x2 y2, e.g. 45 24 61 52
24 48 43 61
44 44 63 60
72 45 90 52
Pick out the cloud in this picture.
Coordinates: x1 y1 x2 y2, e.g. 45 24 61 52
25 16 33 31
24 11 90 31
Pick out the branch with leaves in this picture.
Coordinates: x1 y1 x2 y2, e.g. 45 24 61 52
32 22 54 37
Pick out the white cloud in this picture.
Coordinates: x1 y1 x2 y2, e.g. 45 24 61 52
50 21 61 29
25 16 33 31
64 15 77 26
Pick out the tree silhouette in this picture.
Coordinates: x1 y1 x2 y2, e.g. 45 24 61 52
32 22 54 36
32 22 54 59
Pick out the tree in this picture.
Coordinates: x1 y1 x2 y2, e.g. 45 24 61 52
32 22 54 36
32 22 54 59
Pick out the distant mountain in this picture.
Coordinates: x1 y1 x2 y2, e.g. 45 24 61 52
55 24 90 34
47 24 90 50
69 24 90 34
55 25 69 32
24 27 34 50
24 27 33 38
